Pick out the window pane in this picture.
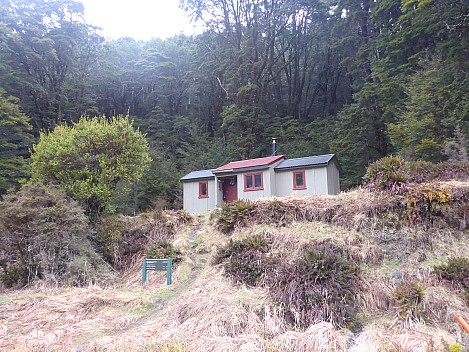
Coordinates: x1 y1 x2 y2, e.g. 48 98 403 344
201 183 207 195
254 174 262 188
246 175 253 188
295 173 304 187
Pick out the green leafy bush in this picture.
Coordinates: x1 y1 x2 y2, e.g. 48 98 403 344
0 183 111 287
216 200 254 233
30 115 151 216
392 281 426 323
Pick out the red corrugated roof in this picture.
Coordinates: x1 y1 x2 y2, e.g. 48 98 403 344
213 155 285 172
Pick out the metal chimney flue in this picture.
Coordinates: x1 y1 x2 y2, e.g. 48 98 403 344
272 138 277 156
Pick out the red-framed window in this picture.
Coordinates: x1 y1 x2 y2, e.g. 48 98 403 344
198 181 209 198
244 173 263 191
293 170 306 190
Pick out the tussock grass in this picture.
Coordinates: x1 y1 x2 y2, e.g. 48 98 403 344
349 324 456 352
2 181 469 351
215 181 469 234
270 322 349 352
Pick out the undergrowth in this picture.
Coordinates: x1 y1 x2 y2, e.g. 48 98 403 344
212 234 272 286
146 242 184 264
217 200 254 233
213 235 361 328
363 156 469 194
434 256 469 305
269 241 361 328
392 281 427 324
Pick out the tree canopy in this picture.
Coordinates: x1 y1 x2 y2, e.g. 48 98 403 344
0 0 467 206
30 115 151 215
0 89 33 193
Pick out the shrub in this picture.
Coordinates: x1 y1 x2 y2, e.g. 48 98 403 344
363 156 411 193
146 242 184 264
269 241 361 328
214 237 362 328
0 183 111 287
434 257 469 304
30 115 151 216
92 209 192 271
392 281 426 323
364 156 469 194
213 234 272 286
216 200 254 233
405 184 451 224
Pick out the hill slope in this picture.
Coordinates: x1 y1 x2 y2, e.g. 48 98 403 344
1 182 469 351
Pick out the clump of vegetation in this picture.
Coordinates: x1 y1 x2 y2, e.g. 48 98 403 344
216 200 254 233
392 281 426 324
406 184 451 225
449 343 466 352
269 241 361 328
0 183 111 287
363 156 469 194
93 209 191 270
213 234 272 286
363 156 412 193
434 257 469 305
30 115 151 216
146 242 184 264
214 236 361 328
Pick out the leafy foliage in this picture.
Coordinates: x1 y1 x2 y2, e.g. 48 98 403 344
30 115 151 216
0 90 33 194
0 0 102 131
0 183 110 287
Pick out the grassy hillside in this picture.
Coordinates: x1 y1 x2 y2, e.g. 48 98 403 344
1 180 469 351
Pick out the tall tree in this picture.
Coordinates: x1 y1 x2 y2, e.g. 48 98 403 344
0 89 33 194
0 0 101 131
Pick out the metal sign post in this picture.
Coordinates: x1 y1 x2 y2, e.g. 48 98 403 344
142 258 172 286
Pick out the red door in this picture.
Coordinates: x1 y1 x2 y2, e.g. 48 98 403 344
224 177 238 203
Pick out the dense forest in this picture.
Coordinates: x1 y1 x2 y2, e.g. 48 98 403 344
1 0 468 211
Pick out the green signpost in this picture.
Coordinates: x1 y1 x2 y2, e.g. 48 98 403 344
142 258 172 286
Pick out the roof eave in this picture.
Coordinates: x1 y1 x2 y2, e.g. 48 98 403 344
274 162 328 171
180 175 215 182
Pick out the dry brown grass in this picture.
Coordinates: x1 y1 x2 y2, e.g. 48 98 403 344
216 181 469 235
0 285 153 350
349 324 456 352
2 183 468 351
270 322 349 352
